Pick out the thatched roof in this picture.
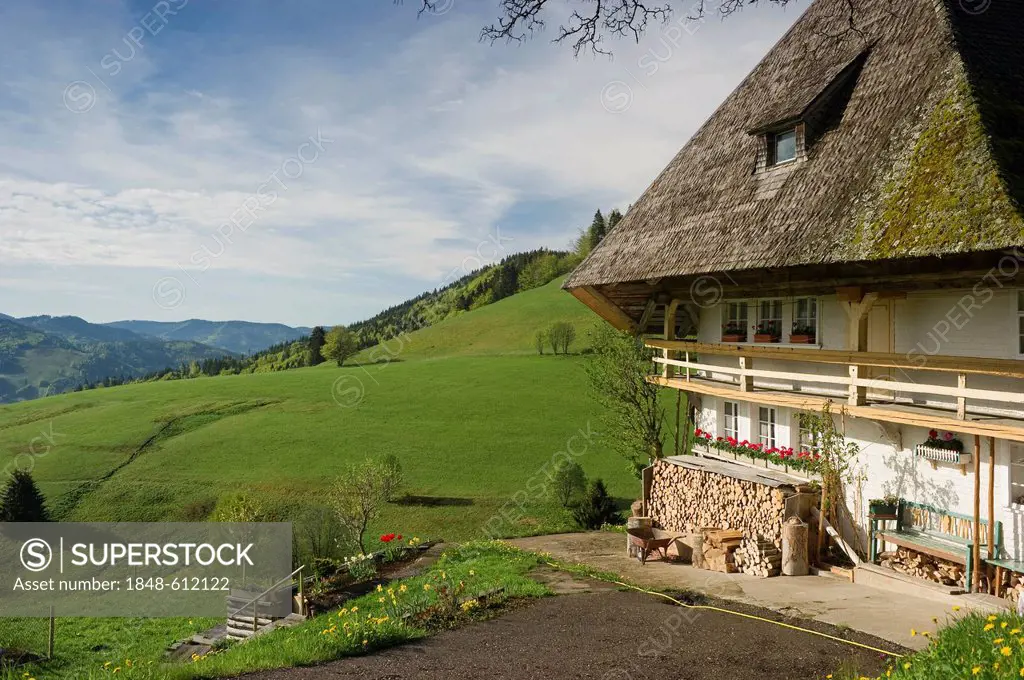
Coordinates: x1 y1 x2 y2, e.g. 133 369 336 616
565 0 1024 291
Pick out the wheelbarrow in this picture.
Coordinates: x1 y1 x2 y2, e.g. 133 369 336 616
626 527 676 565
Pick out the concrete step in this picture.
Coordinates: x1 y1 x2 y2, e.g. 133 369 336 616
855 563 964 603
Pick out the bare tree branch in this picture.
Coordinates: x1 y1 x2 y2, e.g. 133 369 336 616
407 0 862 57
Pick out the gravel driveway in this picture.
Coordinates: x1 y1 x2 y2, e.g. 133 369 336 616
242 588 897 679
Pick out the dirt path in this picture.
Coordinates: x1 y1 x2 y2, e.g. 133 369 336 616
242 589 894 680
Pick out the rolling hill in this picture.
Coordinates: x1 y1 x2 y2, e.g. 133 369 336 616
105 319 311 354
0 277 627 543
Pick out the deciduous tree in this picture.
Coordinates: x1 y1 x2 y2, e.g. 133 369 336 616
328 456 404 553
584 324 666 476
323 325 359 366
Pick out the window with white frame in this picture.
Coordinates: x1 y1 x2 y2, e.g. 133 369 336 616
795 413 818 454
793 297 818 343
755 300 782 341
1017 291 1024 354
769 129 797 166
758 407 777 448
723 302 748 340
1011 446 1024 506
723 401 740 440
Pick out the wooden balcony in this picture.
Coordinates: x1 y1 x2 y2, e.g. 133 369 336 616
645 340 1024 443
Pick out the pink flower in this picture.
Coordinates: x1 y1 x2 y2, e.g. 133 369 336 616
943 431 954 441
928 429 938 439
727 437 737 446
704 433 712 440
695 428 703 437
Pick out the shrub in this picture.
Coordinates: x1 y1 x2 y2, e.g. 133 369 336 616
549 460 587 508
571 479 620 529
211 491 267 522
181 497 217 521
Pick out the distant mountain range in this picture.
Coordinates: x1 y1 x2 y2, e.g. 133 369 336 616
0 316 309 403
104 319 311 355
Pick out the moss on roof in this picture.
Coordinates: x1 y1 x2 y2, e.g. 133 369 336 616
849 71 1024 260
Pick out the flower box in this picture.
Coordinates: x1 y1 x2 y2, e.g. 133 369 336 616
914 444 972 466
868 500 898 516
753 334 780 343
788 334 815 344
721 334 746 343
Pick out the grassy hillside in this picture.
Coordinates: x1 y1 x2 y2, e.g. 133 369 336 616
355 276 599 362
0 280 628 542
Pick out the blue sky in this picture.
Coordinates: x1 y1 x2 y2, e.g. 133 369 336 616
0 0 801 326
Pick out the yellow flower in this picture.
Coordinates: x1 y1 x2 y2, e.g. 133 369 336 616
986 623 996 631
973 669 981 677
990 615 999 622
996 638 1006 644
910 629 917 636
1019 669 1024 678
351 606 358 612
1013 628 1022 635
903 663 911 670
377 584 383 592
424 583 431 591
399 584 407 592
362 639 368 646
932 617 938 623
953 605 961 611
469 570 475 576
1004 647 1014 657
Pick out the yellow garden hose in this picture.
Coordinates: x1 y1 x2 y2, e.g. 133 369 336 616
542 560 903 659
609 578 904 658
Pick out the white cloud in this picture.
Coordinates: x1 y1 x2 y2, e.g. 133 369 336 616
0 1 802 324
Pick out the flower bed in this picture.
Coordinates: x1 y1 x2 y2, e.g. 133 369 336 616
693 428 822 475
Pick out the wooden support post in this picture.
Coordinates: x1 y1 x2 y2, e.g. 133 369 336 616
674 390 682 456
739 356 753 392
989 436 996 561
973 434 982 593
956 373 967 419
848 365 866 406
664 300 679 379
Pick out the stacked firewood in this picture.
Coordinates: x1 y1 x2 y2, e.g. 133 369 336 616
878 548 966 588
700 529 743 573
735 536 782 578
648 460 791 550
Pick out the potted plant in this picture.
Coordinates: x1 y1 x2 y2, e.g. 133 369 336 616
915 429 970 464
721 322 746 343
868 494 899 516
789 323 816 344
753 320 780 343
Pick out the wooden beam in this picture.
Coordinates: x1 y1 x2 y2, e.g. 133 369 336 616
644 339 1024 380
973 434 982 593
637 298 657 333
648 375 1024 443
568 286 637 332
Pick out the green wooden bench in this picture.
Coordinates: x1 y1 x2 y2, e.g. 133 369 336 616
870 499 1002 593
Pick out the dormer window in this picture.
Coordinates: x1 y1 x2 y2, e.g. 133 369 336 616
769 128 797 166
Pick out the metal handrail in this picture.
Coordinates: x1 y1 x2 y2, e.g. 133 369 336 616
228 565 305 624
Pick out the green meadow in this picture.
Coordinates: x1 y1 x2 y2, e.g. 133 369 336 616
0 278 630 541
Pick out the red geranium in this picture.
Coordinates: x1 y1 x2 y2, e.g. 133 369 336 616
380 533 396 543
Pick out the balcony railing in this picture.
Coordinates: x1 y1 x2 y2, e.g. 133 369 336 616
644 339 1024 442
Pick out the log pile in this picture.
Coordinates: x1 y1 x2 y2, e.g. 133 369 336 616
648 459 792 551
878 548 965 588
700 529 743 573
735 536 782 578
